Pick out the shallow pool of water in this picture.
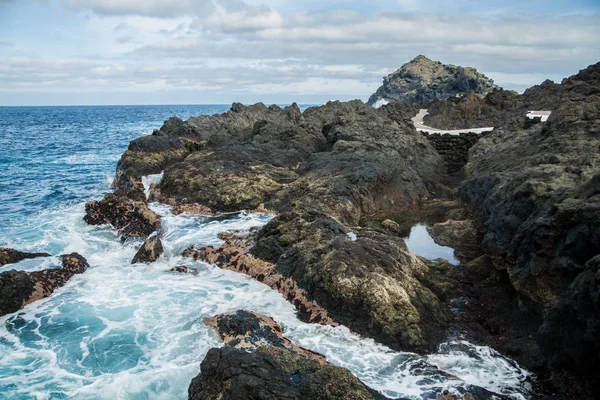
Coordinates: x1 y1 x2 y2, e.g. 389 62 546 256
404 224 460 266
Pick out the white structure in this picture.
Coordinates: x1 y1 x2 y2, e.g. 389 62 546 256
527 111 552 122
413 109 553 134
411 109 494 135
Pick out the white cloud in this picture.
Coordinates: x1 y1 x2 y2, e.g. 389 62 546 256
0 1 598 104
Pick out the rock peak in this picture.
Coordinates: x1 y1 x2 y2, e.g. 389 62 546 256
368 55 499 106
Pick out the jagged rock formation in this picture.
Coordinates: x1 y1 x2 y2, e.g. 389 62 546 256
116 101 446 225
0 247 50 266
84 193 161 240
459 62 600 395
367 55 499 106
423 90 520 130
189 310 389 400
0 253 89 316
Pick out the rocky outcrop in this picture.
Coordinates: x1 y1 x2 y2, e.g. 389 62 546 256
117 100 445 224
187 210 454 353
423 90 520 130
84 193 161 240
190 310 388 400
183 230 336 325
131 234 163 264
367 55 499 106
459 62 600 394
0 247 51 266
0 253 90 316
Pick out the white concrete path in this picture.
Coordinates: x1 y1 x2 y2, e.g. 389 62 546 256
412 109 553 134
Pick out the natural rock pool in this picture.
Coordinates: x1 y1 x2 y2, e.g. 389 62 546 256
404 224 460 266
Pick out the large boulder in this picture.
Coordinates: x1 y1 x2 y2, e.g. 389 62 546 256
190 310 388 400
0 247 50 266
0 253 89 316
367 55 499 106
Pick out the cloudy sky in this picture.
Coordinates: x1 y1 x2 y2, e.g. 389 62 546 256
0 0 599 105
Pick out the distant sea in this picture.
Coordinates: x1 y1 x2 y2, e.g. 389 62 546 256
0 105 231 235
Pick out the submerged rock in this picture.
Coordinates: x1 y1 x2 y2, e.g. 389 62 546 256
189 310 389 400
131 234 163 264
0 247 51 266
367 55 499 106
0 253 89 316
84 193 161 240
169 265 198 275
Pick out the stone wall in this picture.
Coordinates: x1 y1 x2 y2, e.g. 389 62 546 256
422 132 480 173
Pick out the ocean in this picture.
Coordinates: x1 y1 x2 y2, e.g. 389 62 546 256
0 105 530 399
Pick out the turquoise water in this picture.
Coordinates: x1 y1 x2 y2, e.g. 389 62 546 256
0 106 531 399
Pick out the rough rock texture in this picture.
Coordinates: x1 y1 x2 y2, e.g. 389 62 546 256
367 55 499 106
459 62 600 394
422 132 480 173
0 247 51 266
84 193 161 240
0 253 90 316
131 234 163 264
423 90 520 130
116 100 446 224
190 310 388 400
191 210 454 353
183 230 336 325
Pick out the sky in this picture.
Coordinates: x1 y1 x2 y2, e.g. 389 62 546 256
0 0 599 105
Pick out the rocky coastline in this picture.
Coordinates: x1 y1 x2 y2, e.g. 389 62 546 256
72 61 600 398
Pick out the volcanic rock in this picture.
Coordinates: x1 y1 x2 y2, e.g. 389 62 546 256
189 310 389 400
0 253 90 316
131 233 163 264
0 247 51 266
459 62 600 393
367 55 499 106
84 193 161 240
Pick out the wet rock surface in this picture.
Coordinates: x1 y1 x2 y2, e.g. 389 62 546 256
131 234 163 264
0 247 51 266
183 230 336 325
367 55 499 106
0 253 90 316
190 310 389 400
84 193 161 240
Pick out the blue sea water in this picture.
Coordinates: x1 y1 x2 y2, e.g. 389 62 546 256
0 105 532 399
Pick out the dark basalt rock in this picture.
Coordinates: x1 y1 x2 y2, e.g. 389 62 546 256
0 247 51 266
367 55 499 106
423 90 520 130
459 62 600 394
131 234 163 264
0 253 90 316
189 311 389 400
84 193 161 240
117 100 446 224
